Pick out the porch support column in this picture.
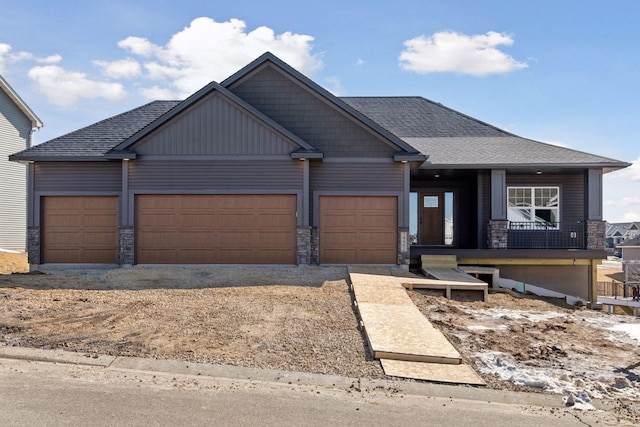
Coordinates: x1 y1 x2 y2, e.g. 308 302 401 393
585 220 606 250
296 159 312 265
119 159 134 266
397 162 410 267
488 170 508 249
586 169 603 221
490 169 507 220
26 162 40 269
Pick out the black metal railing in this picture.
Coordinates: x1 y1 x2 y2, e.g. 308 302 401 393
507 221 585 249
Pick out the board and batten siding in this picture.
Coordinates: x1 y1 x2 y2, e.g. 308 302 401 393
134 92 300 156
34 162 122 192
228 65 397 158
129 160 304 191
0 89 33 251
506 174 585 223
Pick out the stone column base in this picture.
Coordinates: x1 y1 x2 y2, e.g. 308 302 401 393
296 226 311 265
27 226 40 265
119 227 135 265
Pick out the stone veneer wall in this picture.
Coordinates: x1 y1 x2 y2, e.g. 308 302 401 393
296 226 311 265
585 220 606 250
398 228 409 265
27 226 40 265
310 227 319 264
488 220 509 249
119 227 135 265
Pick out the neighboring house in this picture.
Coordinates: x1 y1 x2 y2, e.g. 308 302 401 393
0 74 42 252
618 236 640 261
10 53 629 301
606 222 640 255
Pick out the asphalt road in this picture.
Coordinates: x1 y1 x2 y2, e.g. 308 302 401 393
0 356 621 427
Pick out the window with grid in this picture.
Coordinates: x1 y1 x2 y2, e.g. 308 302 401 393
507 186 559 227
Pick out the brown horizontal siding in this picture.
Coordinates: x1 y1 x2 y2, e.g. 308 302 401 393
129 160 303 191
136 92 296 156
34 162 122 192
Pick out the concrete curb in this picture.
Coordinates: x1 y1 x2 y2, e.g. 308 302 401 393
0 346 614 411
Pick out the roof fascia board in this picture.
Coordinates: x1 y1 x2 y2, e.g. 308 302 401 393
418 163 630 170
110 80 318 154
9 155 109 162
0 74 43 128
221 52 422 155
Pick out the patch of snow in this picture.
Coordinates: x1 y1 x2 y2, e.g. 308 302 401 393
460 307 564 323
475 351 613 407
465 325 505 331
498 278 586 306
608 322 640 342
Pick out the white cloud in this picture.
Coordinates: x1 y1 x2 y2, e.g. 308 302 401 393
138 85 179 100
607 157 640 181
118 17 323 98
28 65 127 107
0 43 61 74
399 31 528 76
93 58 142 79
603 159 640 222
324 76 345 96
355 59 364 66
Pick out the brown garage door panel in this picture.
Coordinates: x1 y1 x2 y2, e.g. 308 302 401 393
319 196 398 264
135 195 296 264
41 196 119 264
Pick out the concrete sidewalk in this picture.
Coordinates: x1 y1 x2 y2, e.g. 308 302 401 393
0 345 616 412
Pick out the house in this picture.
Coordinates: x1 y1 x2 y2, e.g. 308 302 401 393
606 222 640 255
618 236 640 261
9 52 629 302
0 74 42 252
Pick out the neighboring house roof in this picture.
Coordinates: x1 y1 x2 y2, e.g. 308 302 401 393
10 101 179 161
342 97 629 172
619 236 640 247
0 74 43 129
606 222 640 240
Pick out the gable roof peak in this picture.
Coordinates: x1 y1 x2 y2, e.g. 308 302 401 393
0 73 43 129
222 53 424 158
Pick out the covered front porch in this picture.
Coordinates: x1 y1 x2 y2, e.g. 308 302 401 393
409 247 604 302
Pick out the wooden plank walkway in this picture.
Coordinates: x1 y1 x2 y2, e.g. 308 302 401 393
348 266 485 385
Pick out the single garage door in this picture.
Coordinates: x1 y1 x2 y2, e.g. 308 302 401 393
135 194 296 264
41 196 119 263
319 196 397 264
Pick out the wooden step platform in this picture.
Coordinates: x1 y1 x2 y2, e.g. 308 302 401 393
348 266 485 385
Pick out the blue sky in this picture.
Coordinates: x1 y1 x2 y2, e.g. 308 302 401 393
1 0 639 222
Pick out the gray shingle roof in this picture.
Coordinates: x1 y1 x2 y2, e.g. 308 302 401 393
10 101 179 161
9 93 629 171
341 97 628 170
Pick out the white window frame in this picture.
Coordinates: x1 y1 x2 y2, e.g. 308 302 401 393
507 186 560 229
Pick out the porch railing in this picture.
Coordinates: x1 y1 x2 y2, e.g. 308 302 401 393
507 221 585 249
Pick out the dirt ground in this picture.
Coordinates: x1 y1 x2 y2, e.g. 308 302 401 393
0 253 638 422
0 251 28 275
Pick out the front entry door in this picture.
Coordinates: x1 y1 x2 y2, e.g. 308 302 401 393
420 192 444 245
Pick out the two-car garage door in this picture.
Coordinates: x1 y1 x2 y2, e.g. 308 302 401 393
135 194 297 264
